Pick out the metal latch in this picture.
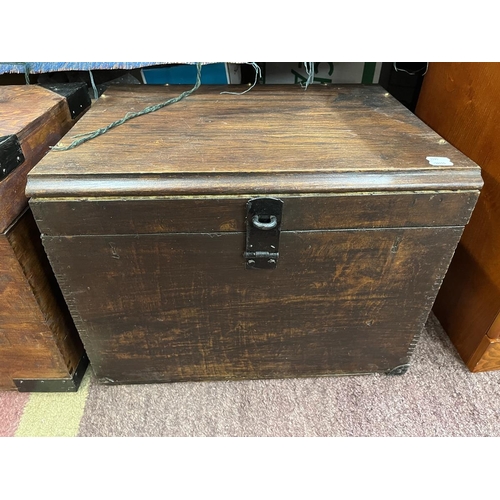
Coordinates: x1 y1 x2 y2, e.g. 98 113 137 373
244 197 284 269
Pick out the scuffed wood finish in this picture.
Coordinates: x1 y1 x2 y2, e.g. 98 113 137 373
416 63 500 371
0 84 90 390
0 85 82 232
26 85 482 198
0 210 84 390
30 191 478 236
42 226 463 383
26 170 482 198
0 85 66 137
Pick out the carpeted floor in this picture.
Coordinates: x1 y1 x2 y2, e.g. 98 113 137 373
2 313 500 437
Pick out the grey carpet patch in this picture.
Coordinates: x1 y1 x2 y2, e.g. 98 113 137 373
78 314 500 436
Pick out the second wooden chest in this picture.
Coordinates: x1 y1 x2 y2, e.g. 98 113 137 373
0 83 90 391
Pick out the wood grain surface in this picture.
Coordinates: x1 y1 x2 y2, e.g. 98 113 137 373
0 210 84 389
42 226 463 383
0 85 66 137
0 85 73 232
26 85 482 198
432 244 499 364
30 192 478 236
468 336 500 372
416 63 500 371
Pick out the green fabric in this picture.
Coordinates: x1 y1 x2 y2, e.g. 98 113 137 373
15 371 91 437
362 62 377 84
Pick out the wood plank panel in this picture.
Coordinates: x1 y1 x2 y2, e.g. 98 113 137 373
0 210 84 389
42 226 463 383
30 191 478 236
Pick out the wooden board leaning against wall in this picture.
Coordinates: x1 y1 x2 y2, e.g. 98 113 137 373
416 62 500 372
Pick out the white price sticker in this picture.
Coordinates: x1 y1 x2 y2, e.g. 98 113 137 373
426 156 454 166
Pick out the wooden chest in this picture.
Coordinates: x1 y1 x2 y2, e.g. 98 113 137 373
0 84 91 391
416 63 500 372
26 85 482 384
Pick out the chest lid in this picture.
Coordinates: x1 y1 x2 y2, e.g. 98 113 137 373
26 84 482 198
0 84 90 232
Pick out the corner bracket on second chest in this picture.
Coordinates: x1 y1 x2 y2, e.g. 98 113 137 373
0 135 25 181
244 197 284 270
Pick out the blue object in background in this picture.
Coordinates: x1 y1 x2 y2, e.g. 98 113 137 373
0 62 163 74
142 63 230 84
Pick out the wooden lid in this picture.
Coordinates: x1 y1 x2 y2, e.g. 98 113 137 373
27 85 483 198
0 84 90 232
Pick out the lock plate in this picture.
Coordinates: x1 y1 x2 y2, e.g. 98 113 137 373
244 197 284 269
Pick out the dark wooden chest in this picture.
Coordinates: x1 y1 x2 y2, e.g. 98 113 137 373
27 85 482 384
0 83 90 391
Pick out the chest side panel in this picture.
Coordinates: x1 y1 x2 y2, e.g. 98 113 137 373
6 209 85 374
42 226 463 383
0 213 73 389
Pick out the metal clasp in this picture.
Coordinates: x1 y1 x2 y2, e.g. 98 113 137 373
244 197 284 269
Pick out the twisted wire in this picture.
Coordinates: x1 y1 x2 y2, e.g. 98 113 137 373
52 62 203 151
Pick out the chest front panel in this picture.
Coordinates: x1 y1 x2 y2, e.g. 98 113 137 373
42 221 463 383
